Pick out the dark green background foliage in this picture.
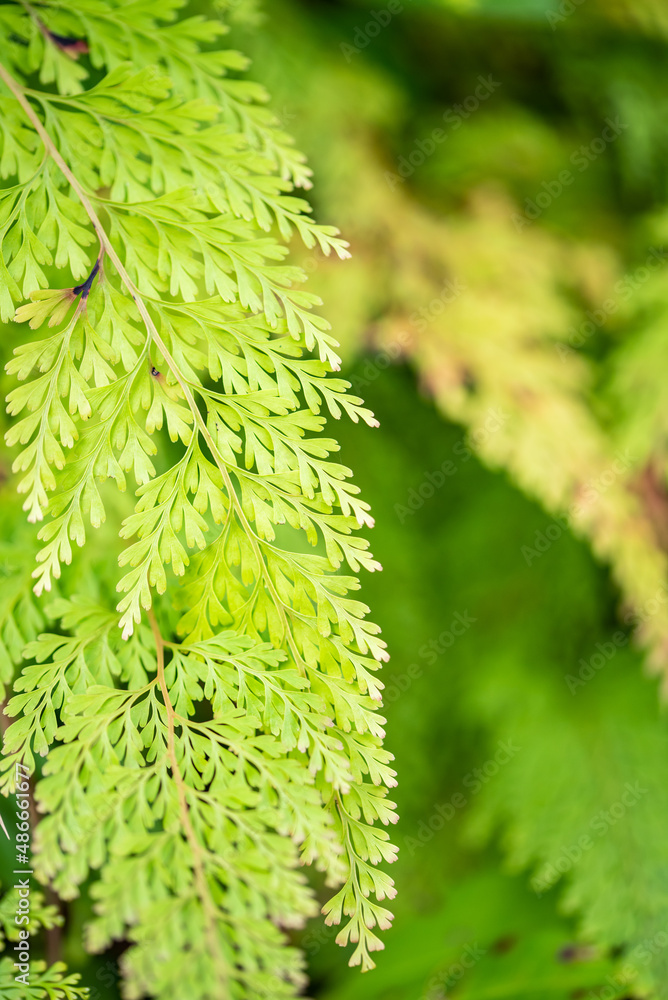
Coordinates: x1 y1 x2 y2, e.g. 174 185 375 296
3 0 668 997
230 0 668 995
312 365 661 1000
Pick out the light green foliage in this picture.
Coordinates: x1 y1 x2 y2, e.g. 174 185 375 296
0 878 61 948
0 532 45 702
0 2 395 997
0 958 89 999
0 871 81 999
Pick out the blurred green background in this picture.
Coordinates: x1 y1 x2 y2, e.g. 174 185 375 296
8 0 668 996
221 0 668 997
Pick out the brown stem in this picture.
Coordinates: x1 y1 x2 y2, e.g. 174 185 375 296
44 888 63 965
633 461 668 553
147 608 229 989
0 61 304 659
18 1 54 48
0 699 9 739
18 1 88 59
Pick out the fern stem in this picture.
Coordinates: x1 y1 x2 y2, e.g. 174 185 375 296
0 61 322 659
17 1 53 49
147 606 230 994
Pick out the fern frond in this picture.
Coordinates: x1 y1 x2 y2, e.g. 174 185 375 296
0 3 395 995
468 645 668 995
0 957 88 999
